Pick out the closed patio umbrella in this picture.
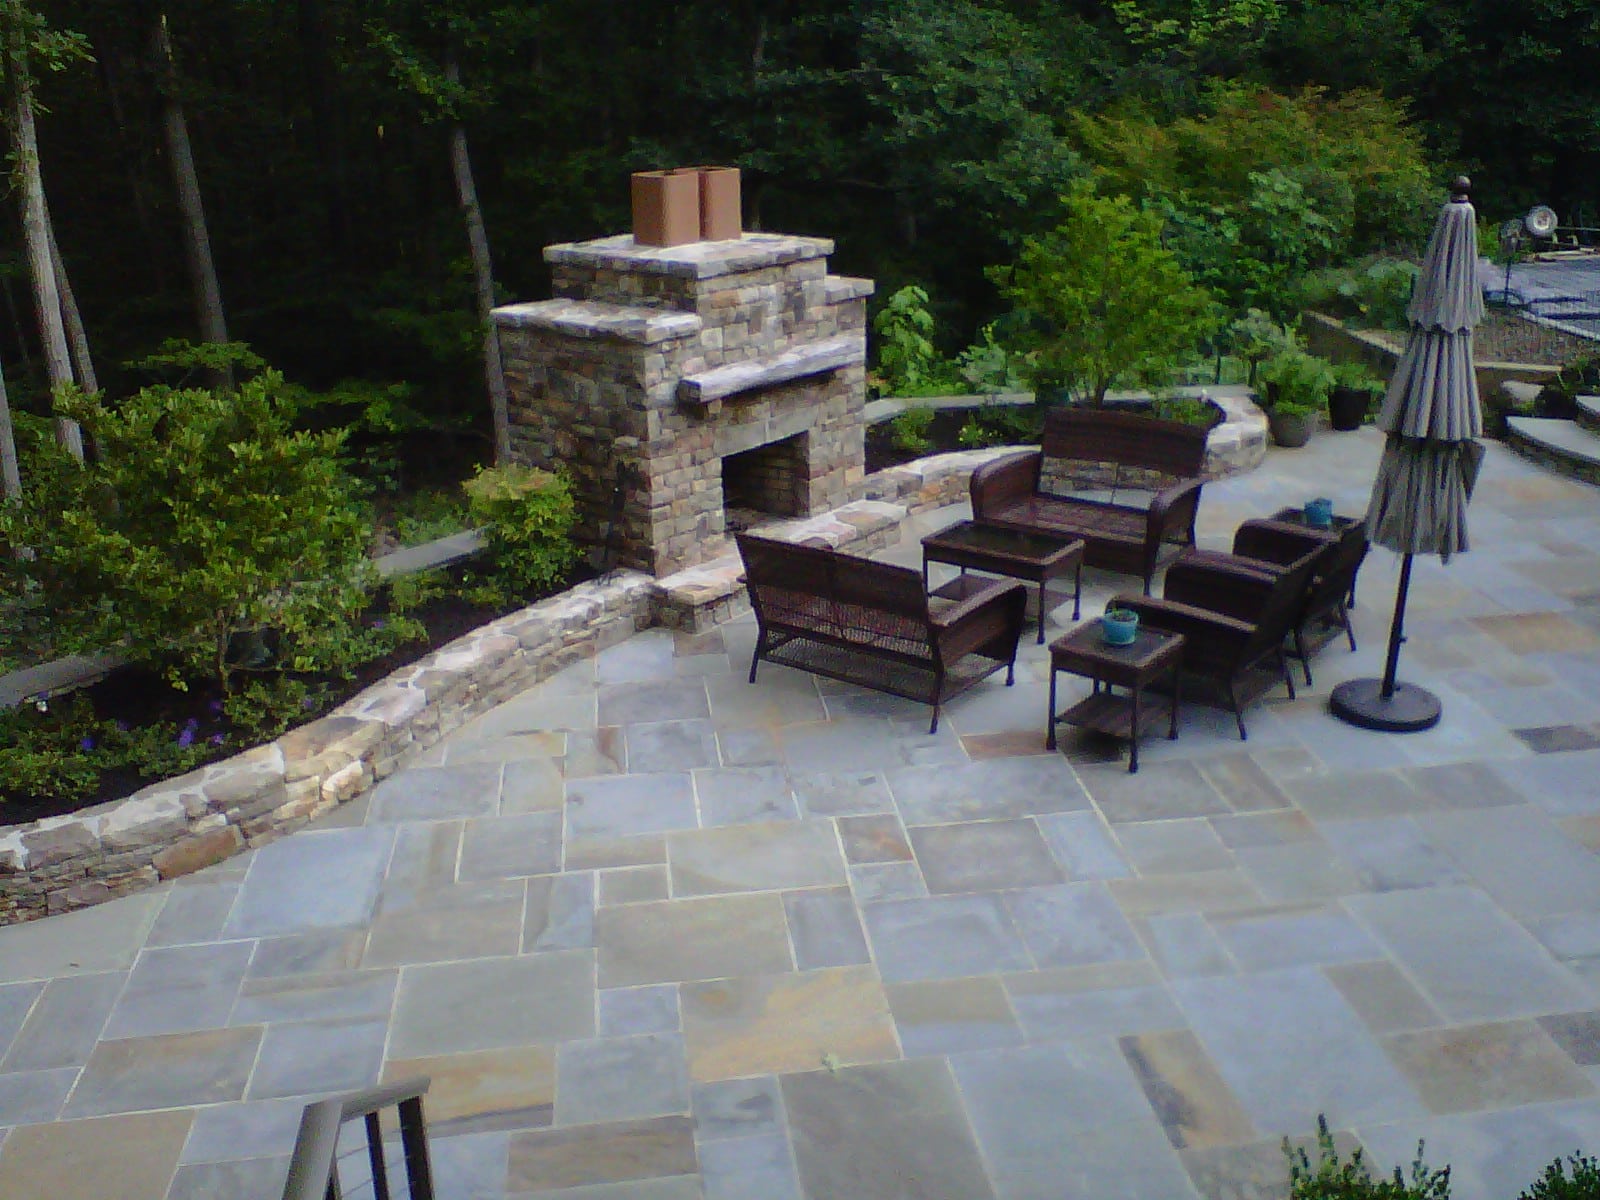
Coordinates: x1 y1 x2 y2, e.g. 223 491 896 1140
1331 177 1484 732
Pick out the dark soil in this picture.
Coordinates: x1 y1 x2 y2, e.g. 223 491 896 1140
3 563 592 827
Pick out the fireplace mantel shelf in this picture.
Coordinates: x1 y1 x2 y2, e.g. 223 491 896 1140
678 333 864 409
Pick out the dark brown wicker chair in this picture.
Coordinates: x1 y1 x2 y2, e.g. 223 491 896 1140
736 533 1026 733
1109 537 1324 739
1180 519 1368 685
970 408 1208 594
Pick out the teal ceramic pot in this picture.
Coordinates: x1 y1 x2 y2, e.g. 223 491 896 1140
1304 497 1334 528
1101 609 1140 646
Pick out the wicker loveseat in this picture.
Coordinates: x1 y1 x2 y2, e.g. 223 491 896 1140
736 533 1026 733
970 408 1209 593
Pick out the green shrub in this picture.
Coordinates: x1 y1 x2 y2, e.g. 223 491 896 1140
1153 395 1220 426
872 285 956 396
957 405 1044 449
1285 1117 1450 1199
462 465 580 598
0 373 375 693
1260 349 1335 415
887 405 937 454
955 324 1026 394
992 181 1220 404
1296 259 1420 331
1520 1153 1600 1199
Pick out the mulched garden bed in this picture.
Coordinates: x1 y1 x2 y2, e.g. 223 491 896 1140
2 562 593 827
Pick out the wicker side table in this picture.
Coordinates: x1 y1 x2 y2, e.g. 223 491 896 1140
1047 625 1184 773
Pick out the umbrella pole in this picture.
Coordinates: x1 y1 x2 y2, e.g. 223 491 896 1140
1330 551 1442 732
1379 552 1414 699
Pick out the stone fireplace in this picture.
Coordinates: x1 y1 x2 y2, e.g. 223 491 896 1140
492 232 873 575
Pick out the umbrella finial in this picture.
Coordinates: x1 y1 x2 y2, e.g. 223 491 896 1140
1451 175 1471 202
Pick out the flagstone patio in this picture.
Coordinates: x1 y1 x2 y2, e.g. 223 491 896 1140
2 428 1600 1200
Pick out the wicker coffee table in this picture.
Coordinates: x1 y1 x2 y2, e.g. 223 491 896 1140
1047 624 1184 773
922 521 1084 644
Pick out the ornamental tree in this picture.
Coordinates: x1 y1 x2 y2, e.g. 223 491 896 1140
991 183 1219 405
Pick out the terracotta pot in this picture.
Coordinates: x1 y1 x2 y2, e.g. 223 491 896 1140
698 167 742 241
631 169 700 247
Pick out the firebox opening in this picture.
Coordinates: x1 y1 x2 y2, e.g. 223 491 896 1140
721 433 810 533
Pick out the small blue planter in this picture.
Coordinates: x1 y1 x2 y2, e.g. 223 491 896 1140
1304 497 1334 528
1101 609 1140 646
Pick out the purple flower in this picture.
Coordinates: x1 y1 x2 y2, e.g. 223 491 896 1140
371 619 386 630
210 733 226 747
208 699 225 715
115 719 131 732
184 716 200 730
79 736 95 751
176 727 196 748
301 697 317 710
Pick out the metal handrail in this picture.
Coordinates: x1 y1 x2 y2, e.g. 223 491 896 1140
281 1077 434 1200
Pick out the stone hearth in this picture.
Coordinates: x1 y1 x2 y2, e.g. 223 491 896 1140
493 234 874 575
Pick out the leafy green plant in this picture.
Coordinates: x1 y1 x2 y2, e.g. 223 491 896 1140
1296 259 1420 331
461 464 580 600
1259 349 1335 415
0 373 375 694
1519 1152 1600 1199
957 404 1044 449
1153 395 1220 426
1332 362 1386 397
872 285 955 396
887 405 937 455
125 338 268 387
1229 308 1303 380
992 181 1220 405
1285 1116 1450 1199
955 324 1025 394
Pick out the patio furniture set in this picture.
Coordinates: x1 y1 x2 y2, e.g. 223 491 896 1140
738 407 1368 770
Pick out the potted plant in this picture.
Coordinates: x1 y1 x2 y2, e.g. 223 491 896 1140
1329 362 1385 431
1259 350 1334 448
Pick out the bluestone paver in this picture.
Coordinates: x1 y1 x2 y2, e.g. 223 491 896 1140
8 434 1600 1199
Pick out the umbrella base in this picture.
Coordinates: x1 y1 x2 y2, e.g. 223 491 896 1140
1329 678 1442 732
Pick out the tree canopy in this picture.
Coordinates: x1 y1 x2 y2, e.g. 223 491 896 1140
0 0 1589 469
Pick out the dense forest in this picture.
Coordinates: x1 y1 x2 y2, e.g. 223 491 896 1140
4 0 1600 468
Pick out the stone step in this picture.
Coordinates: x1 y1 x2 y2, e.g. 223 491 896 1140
1501 378 1544 408
1577 394 1600 435
1505 415 1600 486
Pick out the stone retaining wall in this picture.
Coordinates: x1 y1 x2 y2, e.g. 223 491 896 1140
0 574 658 924
1303 312 1561 435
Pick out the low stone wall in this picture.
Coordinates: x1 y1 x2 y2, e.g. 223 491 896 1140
1303 312 1561 436
0 574 657 924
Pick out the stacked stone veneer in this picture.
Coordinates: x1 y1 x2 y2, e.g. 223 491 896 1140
493 233 873 576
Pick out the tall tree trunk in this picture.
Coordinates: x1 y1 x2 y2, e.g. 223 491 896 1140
151 11 229 375
47 208 97 393
0 352 20 499
10 43 82 460
444 54 511 465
